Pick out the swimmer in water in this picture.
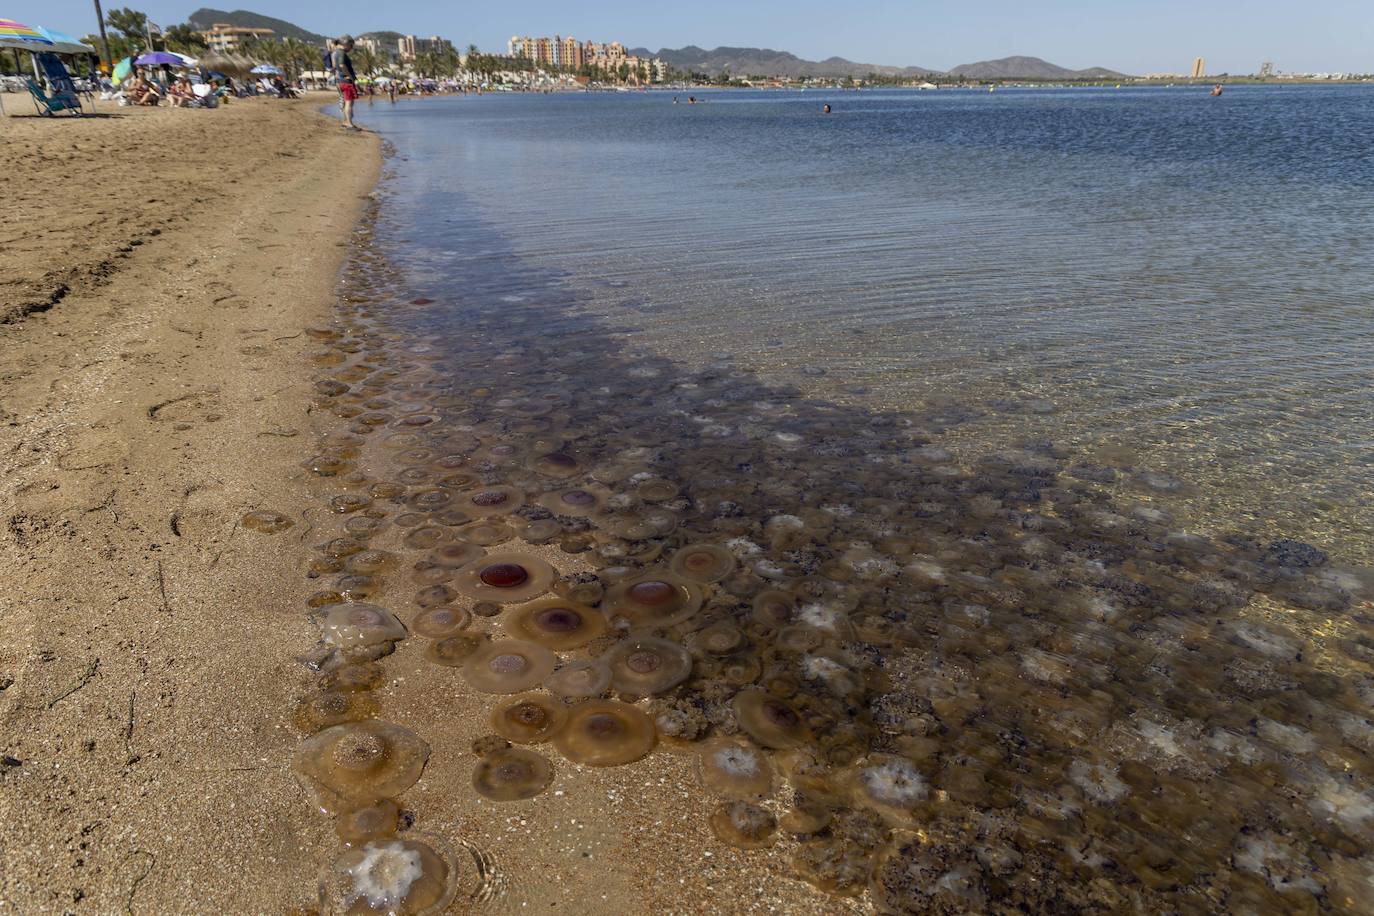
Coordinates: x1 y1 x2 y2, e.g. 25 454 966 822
688 96 696 104
823 103 832 114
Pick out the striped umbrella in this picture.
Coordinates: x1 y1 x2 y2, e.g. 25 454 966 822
0 18 53 50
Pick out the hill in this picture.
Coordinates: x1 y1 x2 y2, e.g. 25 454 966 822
186 8 327 44
627 45 939 78
948 55 1127 80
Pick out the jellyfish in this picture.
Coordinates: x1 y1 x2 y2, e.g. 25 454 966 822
603 637 694 696
429 542 485 569
335 798 401 846
709 801 778 849
322 837 456 915
503 598 608 651
472 746 556 802
318 604 408 651
669 544 736 584
545 660 614 699
732 690 811 749
294 690 379 734
491 693 568 744
242 510 294 534
294 721 430 810
451 553 557 604
536 488 607 519
532 451 582 479
553 699 656 767
602 573 704 628
424 632 488 668
697 737 775 799
410 606 471 639
846 754 928 826
461 486 525 518
461 639 558 694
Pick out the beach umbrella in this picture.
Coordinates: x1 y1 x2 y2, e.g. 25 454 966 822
35 26 94 55
135 51 187 67
0 17 52 50
250 64 282 75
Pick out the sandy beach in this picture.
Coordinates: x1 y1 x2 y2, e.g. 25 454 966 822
0 98 381 912
0 98 851 916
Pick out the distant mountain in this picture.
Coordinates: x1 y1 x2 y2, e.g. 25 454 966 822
186 8 327 44
628 45 939 78
949 56 1127 80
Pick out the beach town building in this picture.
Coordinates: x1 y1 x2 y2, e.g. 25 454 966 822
1190 57 1206 78
199 23 274 52
399 35 454 61
509 35 662 80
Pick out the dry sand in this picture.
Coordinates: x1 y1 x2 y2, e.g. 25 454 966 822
0 97 855 915
0 98 381 912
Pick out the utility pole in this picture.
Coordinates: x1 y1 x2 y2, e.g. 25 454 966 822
92 0 111 70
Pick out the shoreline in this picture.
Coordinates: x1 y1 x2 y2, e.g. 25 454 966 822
0 99 381 912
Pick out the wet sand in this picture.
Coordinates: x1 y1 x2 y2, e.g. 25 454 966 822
0 99 381 912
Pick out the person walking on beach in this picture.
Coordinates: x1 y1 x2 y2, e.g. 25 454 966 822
332 35 360 131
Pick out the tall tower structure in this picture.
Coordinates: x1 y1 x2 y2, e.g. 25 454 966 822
1190 57 1206 79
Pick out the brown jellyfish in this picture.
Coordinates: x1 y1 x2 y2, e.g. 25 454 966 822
321 837 456 915
424 632 488 668
452 553 557 604
346 550 399 576
242 510 294 534
604 637 694 696
490 693 568 744
536 488 607 518
751 590 796 628
709 801 778 850
411 606 472 639
335 798 400 846
697 737 775 800
403 526 452 550
635 478 680 502
319 604 408 651
688 621 747 656
294 721 430 809
455 520 518 547
532 451 582 479
429 542 484 568
461 639 558 694
845 754 928 827
319 661 386 693
503 598 608 651
733 690 811 749
545 660 614 699
669 544 736 584
603 573 704 628
330 494 374 515
519 518 563 544
473 747 556 802
294 690 379 734
553 699 656 767
414 584 459 609
459 486 525 518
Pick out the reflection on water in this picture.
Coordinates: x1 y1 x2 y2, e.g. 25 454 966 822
269 118 1374 907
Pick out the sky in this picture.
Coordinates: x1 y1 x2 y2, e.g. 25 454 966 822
11 0 1373 75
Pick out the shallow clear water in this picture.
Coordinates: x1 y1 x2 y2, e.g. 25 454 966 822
360 85 1374 562
288 88 1374 912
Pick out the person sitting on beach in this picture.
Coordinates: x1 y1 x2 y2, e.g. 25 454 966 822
127 72 161 106
167 77 195 108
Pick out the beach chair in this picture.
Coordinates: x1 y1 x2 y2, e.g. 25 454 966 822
26 78 83 117
34 53 87 114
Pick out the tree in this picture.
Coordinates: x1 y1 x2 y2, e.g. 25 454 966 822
105 7 148 41
161 23 207 54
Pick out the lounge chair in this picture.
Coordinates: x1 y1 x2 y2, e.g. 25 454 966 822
34 53 88 113
26 78 82 116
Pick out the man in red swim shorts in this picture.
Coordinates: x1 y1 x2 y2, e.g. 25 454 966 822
331 34 360 130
